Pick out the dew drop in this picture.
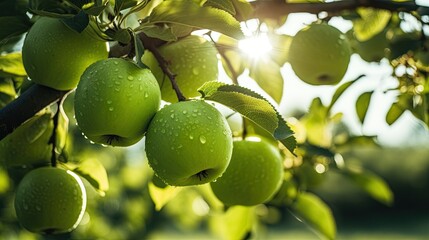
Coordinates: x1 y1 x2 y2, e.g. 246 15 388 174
118 75 124 79
109 107 114 111
128 76 134 81
144 92 149 98
107 100 112 104
199 135 206 144
192 67 199 75
189 134 194 140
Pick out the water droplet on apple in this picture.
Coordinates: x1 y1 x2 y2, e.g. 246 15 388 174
199 135 206 144
109 107 114 111
107 100 112 104
192 67 199 75
144 92 149 98
189 134 194 140
170 113 175 119
182 110 187 114
128 76 134 81
118 75 123 79
36 205 41 211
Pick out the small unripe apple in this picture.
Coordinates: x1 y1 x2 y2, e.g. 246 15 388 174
142 35 218 102
14 167 87 234
288 23 351 85
145 100 233 186
22 17 109 90
0 112 52 169
74 58 161 147
210 137 284 206
350 30 388 62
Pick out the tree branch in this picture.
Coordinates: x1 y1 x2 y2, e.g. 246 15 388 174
0 85 70 141
250 0 420 19
139 33 187 102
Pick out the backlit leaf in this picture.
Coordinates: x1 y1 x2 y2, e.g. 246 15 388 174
148 181 181 211
73 158 109 196
344 167 394 206
356 91 373 124
353 8 391 41
198 81 296 153
139 0 243 40
249 57 284 103
291 192 336 240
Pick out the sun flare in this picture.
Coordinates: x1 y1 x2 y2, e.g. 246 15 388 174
238 34 273 60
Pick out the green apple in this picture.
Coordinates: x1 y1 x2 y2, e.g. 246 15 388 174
348 29 388 62
74 58 161 147
288 23 351 85
0 111 53 169
210 137 284 206
145 100 233 186
14 167 87 234
22 17 109 90
142 35 218 102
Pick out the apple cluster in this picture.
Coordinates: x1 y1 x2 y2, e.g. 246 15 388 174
3 16 289 235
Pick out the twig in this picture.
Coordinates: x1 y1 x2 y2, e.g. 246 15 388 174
139 33 187 102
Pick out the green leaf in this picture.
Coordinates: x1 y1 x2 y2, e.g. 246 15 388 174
211 206 255 240
198 81 296 153
290 192 336 240
55 103 69 156
344 167 394 206
0 52 26 77
115 0 138 12
217 35 245 79
61 10 89 33
139 0 243 40
73 158 109 196
82 0 107 16
133 32 146 68
148 180 181 211
0 16 31 44
327 75 363 112
353 8 391 41
231 0 253 21
113 28 132 44
355 91 373 124
269 33 292 66
0 79 17 108
204 0 236 16
140 25 177 41
249 58 283 104
386 101 405 125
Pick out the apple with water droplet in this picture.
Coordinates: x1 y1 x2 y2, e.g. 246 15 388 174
14 167 87 234
288 23 351 85
210 136 284 206
22 17 108 90
145 100 233 186
74 58 161 146
142 35 218 102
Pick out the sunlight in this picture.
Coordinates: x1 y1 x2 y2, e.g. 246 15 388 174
238 34 273 60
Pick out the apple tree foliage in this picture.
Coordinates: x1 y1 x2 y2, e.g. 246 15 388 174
0 0 429 239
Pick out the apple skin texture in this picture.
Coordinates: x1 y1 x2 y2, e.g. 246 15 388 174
74 58 161 147
145 100 233 186
142 35 218 102
0 112 52 169
210 137 284 206
22 17 108 90
288 23 351 85
14 167 87 234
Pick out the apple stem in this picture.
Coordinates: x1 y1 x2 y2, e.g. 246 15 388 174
140 33 187 102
